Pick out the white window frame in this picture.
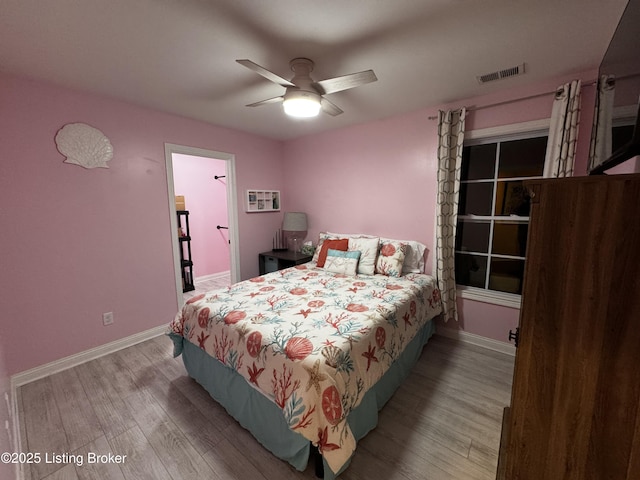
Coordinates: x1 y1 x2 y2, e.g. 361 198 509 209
455 119 550 310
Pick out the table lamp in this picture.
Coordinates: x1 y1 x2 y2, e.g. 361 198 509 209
282 212 308 253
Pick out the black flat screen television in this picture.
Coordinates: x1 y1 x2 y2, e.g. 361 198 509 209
589 0 640 175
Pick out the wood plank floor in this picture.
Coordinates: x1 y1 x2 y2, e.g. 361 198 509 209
17 334 514 480
182 274 231 302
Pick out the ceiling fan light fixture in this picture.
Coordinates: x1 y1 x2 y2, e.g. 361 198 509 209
283 90 321 118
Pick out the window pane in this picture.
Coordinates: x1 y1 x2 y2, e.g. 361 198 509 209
492 221 529 257
489 258 525 294
459 182 493 216
494 181 531 216
498 137 547 178
612 124 634 152
456 220 490 253
461 144 496 180
456 253 487 288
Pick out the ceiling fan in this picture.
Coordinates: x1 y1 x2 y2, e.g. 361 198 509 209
236 58 377 118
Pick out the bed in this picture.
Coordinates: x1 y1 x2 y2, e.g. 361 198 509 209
167 234 443 478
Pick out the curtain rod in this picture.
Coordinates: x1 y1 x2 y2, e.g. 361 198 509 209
428 78 597 120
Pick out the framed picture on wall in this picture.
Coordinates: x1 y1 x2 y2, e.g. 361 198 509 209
246 190 280 212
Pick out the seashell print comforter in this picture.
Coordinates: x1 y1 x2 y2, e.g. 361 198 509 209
169 262 442 474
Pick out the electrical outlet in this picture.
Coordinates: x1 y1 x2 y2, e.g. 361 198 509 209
102 312 114 326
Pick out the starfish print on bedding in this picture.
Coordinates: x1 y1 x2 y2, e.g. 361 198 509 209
236 323 249 343
317 426 340 454
248 362 265 385
296 308 313 318
345 335 356 350
304 359 328 394
197 332 210 349
362 343 378 371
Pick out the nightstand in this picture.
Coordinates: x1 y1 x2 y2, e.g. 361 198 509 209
259 250 313 275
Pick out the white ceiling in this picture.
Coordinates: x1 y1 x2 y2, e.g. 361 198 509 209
0 0 629 140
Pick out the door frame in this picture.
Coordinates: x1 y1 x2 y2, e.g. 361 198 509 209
164 143 240 307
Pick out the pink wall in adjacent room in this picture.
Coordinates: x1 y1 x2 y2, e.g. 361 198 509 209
172 154 230 278
0 72 284 375
283 70 599 344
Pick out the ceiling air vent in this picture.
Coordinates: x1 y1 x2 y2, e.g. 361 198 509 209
477 63 525 84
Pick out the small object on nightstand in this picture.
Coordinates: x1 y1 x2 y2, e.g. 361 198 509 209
301 243 315 256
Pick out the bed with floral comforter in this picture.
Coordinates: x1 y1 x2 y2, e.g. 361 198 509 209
168 261 442 477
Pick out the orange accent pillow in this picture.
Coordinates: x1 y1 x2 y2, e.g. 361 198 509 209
316 238 349 267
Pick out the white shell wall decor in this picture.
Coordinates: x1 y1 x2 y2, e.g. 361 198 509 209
55 123 114 169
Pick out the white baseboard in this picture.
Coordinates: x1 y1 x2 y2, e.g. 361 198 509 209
195 270 230 283
10 324 168 389
436 327 516 356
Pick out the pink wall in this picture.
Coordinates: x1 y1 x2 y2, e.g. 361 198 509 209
283 108 439 261
172 153 230 278
605 156 640 174
0 72 284 375
283 70 599 344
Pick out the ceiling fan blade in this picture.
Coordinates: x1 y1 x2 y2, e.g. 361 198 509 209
236 59 295 88
246 96 284 107
320 97 343 116
313 70 377 95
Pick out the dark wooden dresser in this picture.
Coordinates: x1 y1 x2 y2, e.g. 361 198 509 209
497 174 640 480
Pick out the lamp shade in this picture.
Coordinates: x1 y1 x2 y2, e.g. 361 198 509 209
283 90 321 118
282 212 308 232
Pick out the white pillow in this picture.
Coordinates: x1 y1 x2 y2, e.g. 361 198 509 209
325 231 368 239
348 237 379 275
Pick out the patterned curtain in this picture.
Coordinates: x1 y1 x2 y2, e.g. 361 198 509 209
543 80 582 178
588 75 615 172
435 108 466 323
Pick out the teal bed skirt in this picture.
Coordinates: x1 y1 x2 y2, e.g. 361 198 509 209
169 318 435 479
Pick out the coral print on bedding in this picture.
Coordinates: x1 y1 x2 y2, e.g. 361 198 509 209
169 263 442 473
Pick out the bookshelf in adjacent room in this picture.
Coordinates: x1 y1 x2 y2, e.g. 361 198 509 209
177 210 195 292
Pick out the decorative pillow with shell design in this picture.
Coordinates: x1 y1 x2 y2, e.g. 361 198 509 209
324 249 361 276
375 241 407 277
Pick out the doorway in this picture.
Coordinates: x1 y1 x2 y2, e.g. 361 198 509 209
164 144 240 308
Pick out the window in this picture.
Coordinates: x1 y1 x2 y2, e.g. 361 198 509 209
455 133 547 299
612 122 635 153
